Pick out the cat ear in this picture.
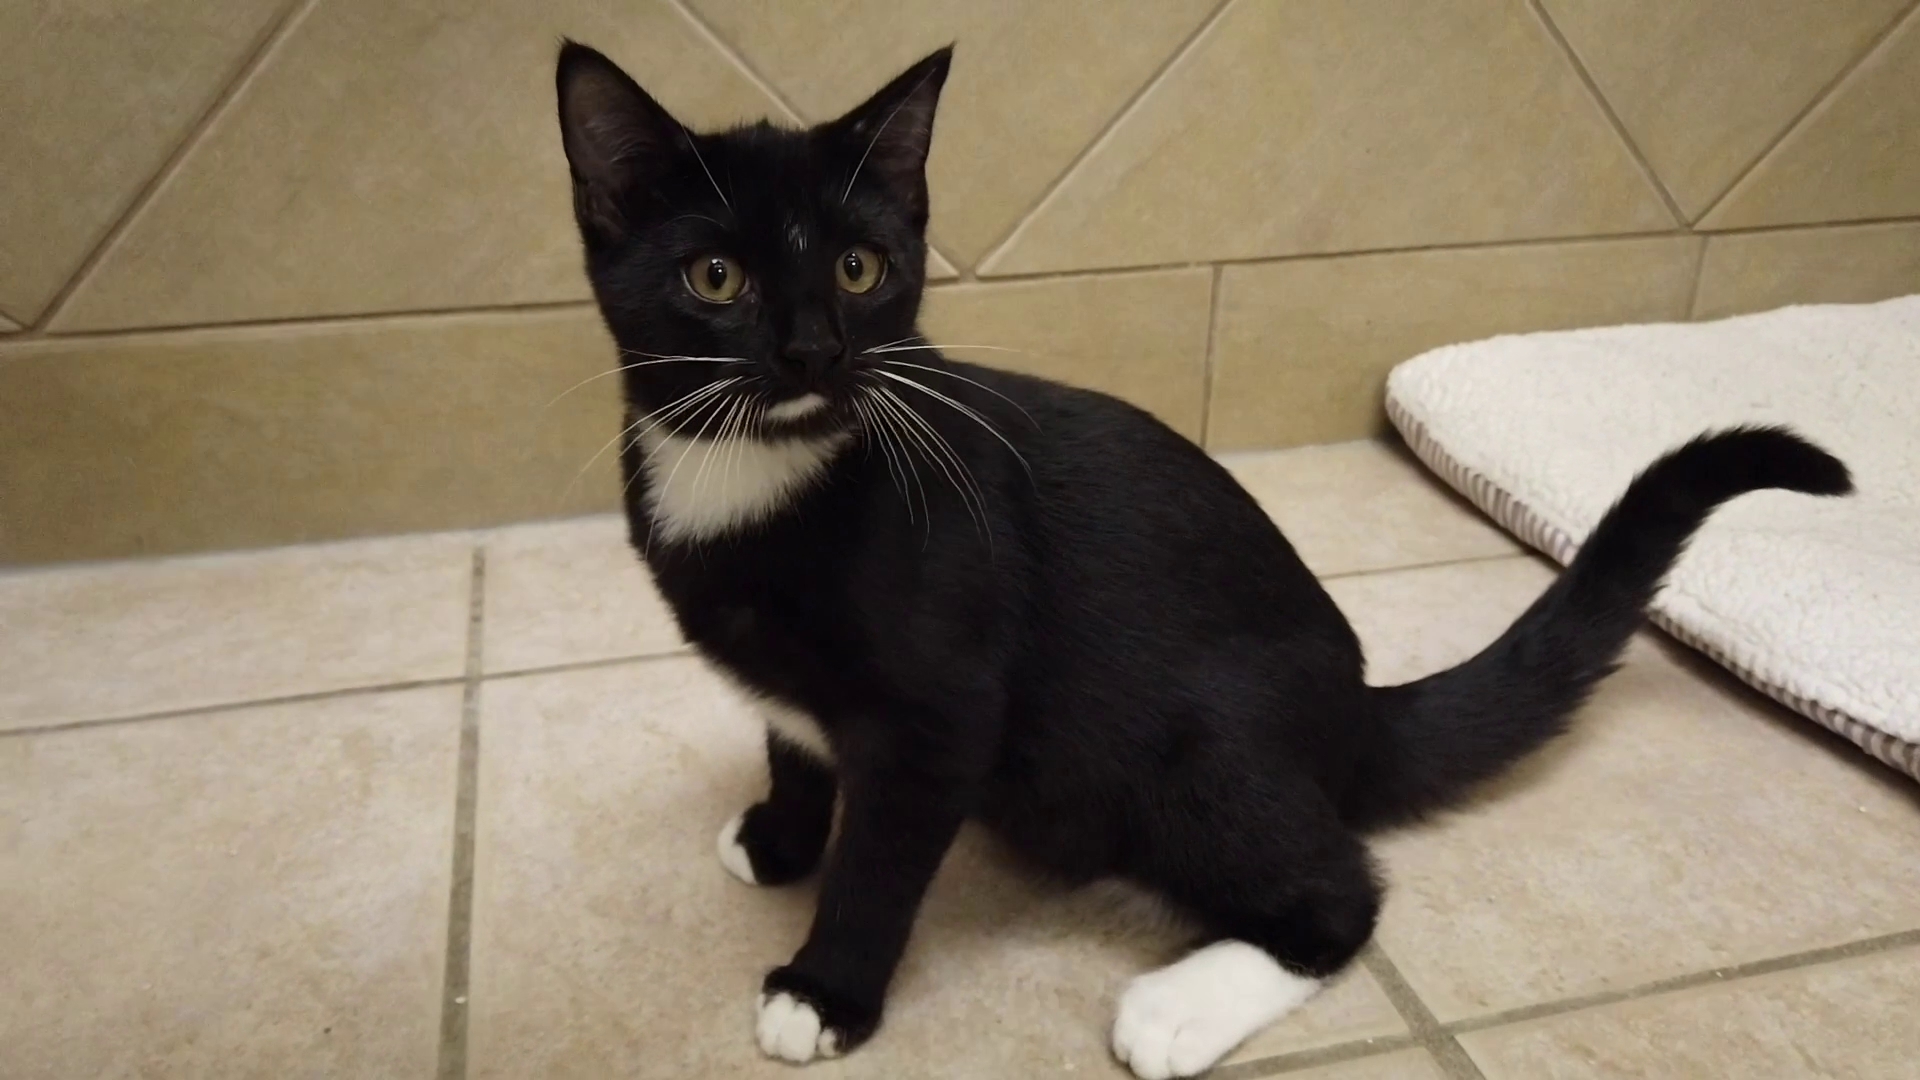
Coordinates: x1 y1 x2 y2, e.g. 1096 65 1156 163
555 41 685 242
828 46 953 219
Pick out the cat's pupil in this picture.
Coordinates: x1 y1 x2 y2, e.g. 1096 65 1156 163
843 252 865 281
704 260 728 289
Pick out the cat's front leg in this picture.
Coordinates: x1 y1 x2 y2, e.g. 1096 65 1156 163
754 753 967 1063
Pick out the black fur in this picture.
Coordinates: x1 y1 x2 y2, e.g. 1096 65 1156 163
555 41 1854 1063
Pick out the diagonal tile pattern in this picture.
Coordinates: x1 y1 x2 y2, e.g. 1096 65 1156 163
1702 7 1920 228
686 0 1221 270
8 441 1920 1077
1540 0 1911 221
0 0 289 325
983 0 1673 275
52 0 783 331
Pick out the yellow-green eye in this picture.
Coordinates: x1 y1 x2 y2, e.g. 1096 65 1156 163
685 255 745 303
835 245 885 294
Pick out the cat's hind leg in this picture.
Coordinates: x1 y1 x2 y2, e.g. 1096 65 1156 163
1112 784 1379 1079
719 726 836 886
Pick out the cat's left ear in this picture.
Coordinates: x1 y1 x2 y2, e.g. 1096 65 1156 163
827 46 953 222
556 40 688 244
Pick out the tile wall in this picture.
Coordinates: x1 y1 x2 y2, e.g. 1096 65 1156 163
4 0 1917 562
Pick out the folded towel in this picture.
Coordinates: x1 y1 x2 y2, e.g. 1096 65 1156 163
1386 295 1920 782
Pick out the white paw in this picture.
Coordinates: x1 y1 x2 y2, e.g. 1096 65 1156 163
1112 941 1321 1079
717 812 758 885
756 992 842 1063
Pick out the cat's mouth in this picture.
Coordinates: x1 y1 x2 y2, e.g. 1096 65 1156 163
765 393 831 421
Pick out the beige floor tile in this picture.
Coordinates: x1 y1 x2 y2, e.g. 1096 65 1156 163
0 686 460 1079
0 313 20 333
1221 440 1519 578
983 0 1670 275
921 270 1213 441
0 310 622 563
1538 0 1908 220
1207 238 1698 450
1692 221 1920 319
470 659 1402 1077
1702 11 1920 229
1261 1049 1446 1080
53 0 781 330
0 0 286 322
1459 946 1920 1079
0 534 471 730
481 515 682 673
1327 558 1920 1023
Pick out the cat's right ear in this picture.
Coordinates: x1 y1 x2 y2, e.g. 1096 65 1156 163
556 41 682 243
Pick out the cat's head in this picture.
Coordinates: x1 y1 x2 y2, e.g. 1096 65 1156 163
556 41 951 440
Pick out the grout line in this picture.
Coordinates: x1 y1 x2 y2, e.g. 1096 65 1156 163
1525 0 1686 228
1362 948 1488 1080
971 228 1692 285
1693 0 1920 225
666 0 805 125
484 648 693 682
435 547 488 1080
1692 212 1920 238
1199 265 1225 447
1684 232 1711 320
973 0 1239 273
0 675 467 739
19 299 594 343
1316 551 1534 584
1224 1034 1421 1079
26 0 319 336
1442 927 1920 1037
1232 927 1920 1078
0 649 695 741
11 217 1920 347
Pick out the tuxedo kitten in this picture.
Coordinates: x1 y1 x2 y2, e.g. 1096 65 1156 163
554 41 1851 1079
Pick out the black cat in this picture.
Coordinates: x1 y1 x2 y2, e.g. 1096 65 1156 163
554 41 1851 1079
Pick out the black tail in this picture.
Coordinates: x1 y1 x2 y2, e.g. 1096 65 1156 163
1344 426 1851 831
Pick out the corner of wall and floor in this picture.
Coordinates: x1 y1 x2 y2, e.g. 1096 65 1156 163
5 0 1919 565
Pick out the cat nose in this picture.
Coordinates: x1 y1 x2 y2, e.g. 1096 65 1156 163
780 320 843 380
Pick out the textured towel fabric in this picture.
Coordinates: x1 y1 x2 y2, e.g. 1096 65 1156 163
1385 295 1920 782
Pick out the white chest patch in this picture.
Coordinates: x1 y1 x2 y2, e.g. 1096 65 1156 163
639 430 847 544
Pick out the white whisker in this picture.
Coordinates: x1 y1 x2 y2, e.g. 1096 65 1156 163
564 376 740 499
548 356 741 408
873 368 1033 478
879 360 1038 427
680 127 732 212
841 68 937 203
644 390 734 556
873 383 988 543
865 343 1021 355
863 387 928 527
855 392 912 521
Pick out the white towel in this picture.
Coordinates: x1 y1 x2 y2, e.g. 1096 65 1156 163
1386 295 1920 781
